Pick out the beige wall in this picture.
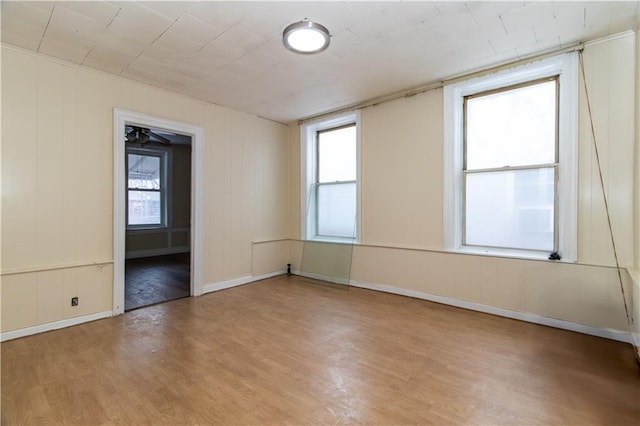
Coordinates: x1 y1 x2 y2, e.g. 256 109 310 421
578 35 635 267
1 46 289 333
1 32 637 338
289 34 636 332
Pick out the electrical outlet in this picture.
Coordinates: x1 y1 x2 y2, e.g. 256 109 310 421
71 297 78 307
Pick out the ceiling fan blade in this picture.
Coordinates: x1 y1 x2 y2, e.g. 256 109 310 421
138 132 150 144
125 129 139 143
148 131 171 144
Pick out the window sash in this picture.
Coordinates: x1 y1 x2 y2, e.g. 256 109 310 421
462 165 558 252
301 110 360 242
316 123 357 184
462 76 559 172
315 181 357 239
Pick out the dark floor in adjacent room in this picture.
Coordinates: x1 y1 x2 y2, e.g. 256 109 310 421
125 252 190 311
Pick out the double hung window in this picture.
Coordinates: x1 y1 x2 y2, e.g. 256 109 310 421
127 149 167 228
464 77 558 252
444 54 577 261
301 111 360 242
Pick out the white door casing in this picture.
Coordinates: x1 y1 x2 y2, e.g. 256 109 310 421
113 109 205 315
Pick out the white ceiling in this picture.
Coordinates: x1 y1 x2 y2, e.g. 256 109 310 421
2 1 638 123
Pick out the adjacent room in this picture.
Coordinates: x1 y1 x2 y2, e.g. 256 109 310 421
1 1 639 424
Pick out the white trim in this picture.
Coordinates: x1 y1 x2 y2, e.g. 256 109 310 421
349 279 632 344
125 246 190 260
202 270 286 294
114 109 205 315
1 260 114 276
300 110 361 242
443 52 578 262
584 30 635 48
0 311 112 342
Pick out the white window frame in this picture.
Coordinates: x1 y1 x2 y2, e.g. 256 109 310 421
443 53 578 262
300 110 361 243
126 146 171 230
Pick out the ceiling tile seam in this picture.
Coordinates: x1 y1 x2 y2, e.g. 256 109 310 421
193 34 280 83
498 15 509 36
464 3 479 25
189 9 247 57
117 2 198 75
488 40 498 55
80 5 124 67
36 5 54 51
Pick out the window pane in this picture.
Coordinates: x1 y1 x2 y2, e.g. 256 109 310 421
465 167 555 251
317 183 356 238
466 80 556 170
318 126 356 182
128 190 161 225
128 154 161 189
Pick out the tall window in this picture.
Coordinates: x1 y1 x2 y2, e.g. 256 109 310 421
464 78 558 252
317 125 357 238
444 53 577 261
127 149 167 227
301 111 360 241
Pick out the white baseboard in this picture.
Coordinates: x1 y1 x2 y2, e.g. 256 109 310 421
1 311 113 342
202 270 286 294
348 279 632 344
125 246 189 259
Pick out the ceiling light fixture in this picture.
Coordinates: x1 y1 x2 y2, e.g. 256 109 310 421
282 20 330 54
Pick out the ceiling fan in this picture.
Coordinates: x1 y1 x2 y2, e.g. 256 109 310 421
125 125 171 145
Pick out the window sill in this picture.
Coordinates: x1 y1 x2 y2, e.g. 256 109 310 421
126 226 167 232
304 237 357 245
451 246 575 263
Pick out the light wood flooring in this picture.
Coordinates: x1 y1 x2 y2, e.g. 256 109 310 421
2 275 639 425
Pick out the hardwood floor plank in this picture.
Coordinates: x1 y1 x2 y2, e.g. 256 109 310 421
125 253 190 311
2 275 639 425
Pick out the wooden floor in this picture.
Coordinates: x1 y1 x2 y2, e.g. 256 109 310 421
125 253 190 311
2 275 639 425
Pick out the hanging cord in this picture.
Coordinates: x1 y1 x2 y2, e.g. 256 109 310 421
578 50 637 362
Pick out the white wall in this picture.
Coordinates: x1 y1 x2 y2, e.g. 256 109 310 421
290 33 636 335
0 46 289 333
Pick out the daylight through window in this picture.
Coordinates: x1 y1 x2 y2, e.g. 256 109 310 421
127 151 165 227
463 78 558 252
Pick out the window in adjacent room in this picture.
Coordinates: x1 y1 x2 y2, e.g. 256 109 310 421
301 111 360 242
444 53 578 261
127 149 167 228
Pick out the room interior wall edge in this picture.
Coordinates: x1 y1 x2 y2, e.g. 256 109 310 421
1 45 290 333
288 33 636 339
1 30 637 344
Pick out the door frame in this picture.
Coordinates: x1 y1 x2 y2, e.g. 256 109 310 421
113 109 204 315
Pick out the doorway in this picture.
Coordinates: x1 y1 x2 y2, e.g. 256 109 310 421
113 109 204 316
124 128 192 310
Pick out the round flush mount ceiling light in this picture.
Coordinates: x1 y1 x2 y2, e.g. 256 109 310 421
282 20 330 54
